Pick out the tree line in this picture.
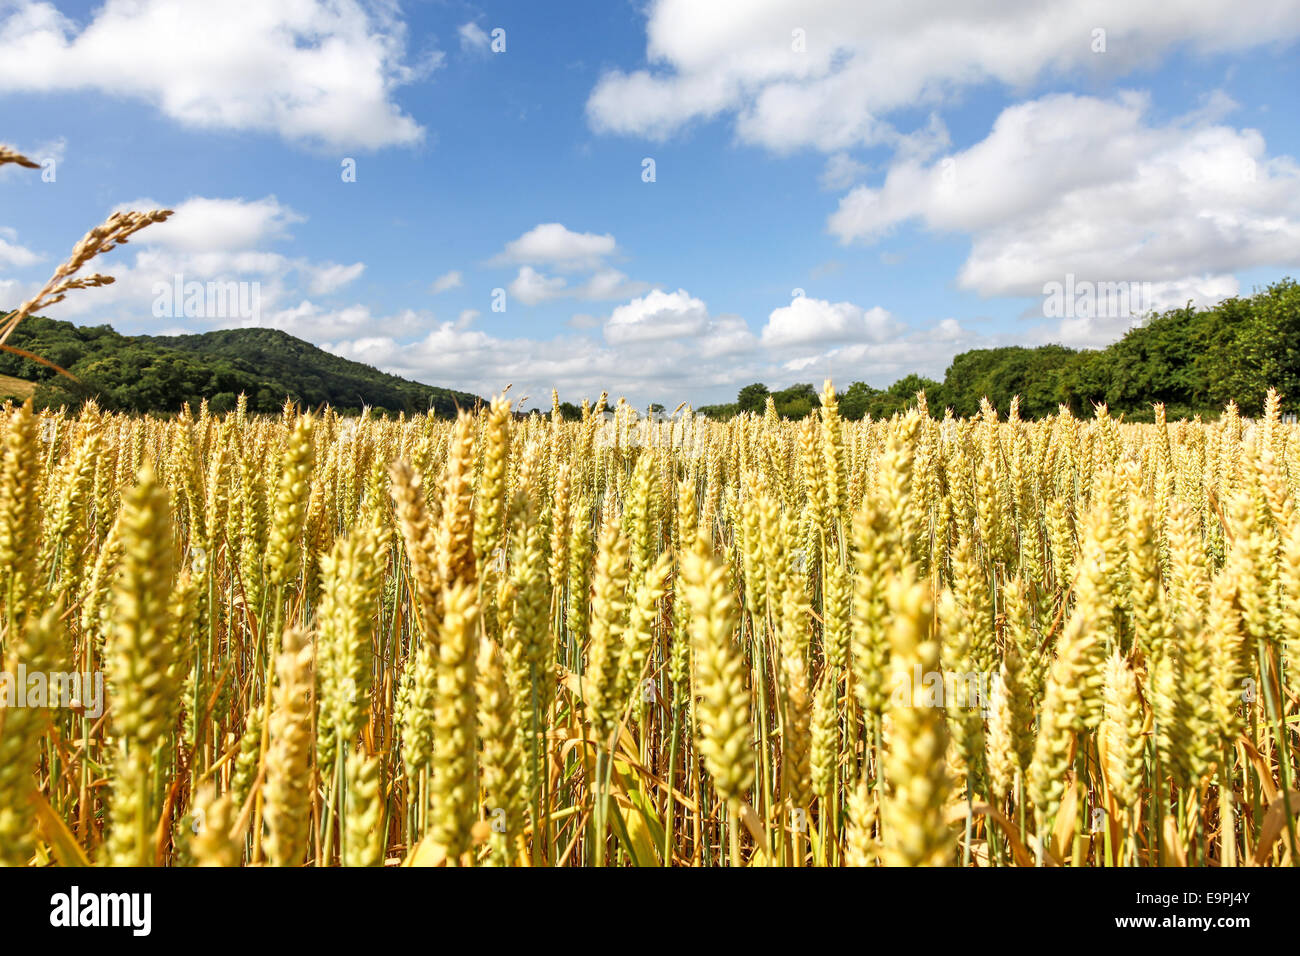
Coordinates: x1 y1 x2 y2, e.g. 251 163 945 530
697 279 1299 420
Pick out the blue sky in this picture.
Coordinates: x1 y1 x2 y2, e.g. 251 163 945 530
2 0 1299 408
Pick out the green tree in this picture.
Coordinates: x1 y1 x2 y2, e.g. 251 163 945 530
840 381 878 420
736 382 770 415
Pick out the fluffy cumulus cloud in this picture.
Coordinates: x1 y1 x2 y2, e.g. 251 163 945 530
263 302 426 341
0 0 428 149
581 269 649 301
762 294 899 348
1041 275 1242 349
779 317 995 386
508 266 648 306
322 293 995 407
697 315 760 358
0 226 40 268
587 0 1300 152
1 194 370 340
322 285 766 406
324 320 765 408
493 223 619 271
827 93 1300 314
604 288 709 344
130 196 304 252
754 294 983 391
493 223 650 306
508 266 568 306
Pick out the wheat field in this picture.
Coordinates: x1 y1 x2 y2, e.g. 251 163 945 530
0 383 1297 868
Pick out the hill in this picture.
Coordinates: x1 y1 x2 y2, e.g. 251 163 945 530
0 316 479 416
699 278 1300 421
0 373 35 402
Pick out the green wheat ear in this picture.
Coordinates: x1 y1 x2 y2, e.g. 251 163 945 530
265 628 315 868
105 463 178 867
881 571 953 868
0 603 63 866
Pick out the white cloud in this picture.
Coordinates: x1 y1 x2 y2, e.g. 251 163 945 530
509 266 568 306
580 269 650 301
265 302 426 341
430 269 462 294
1041 275 1241 348
779 318 991 387
305 262 365 296
819 153 868 191
587 0 1300 152
459 22 490 54
605 288 709 344
0 227 40 268
494 223 618 270
894 114 951 163
119 196 303 252
933 318 965 342
500 232 649 305
321 299 997 408
0 0 427 150
698 315 759 358
827 93 1300 302
324 317 763 409
319 286 763 406
762 295 899 348
12 194 377 336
